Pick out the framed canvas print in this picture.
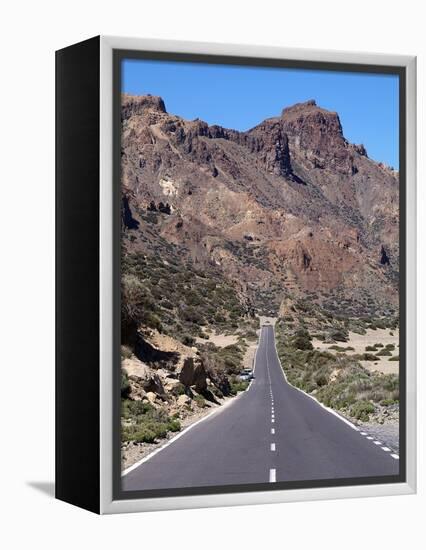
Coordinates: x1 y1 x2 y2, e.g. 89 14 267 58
55 36 417 514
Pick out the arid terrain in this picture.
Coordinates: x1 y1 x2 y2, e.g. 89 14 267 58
120 95 400 467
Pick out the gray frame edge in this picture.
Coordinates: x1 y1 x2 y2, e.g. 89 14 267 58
97 37 417 514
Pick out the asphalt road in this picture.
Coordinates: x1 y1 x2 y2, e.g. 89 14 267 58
122 325 399 491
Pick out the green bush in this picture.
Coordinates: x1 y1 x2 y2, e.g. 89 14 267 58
350 400 375 421
170 382 186 396
229 378 249 395
181 334 195 346
292 328 313 350
376 349 392 357
121 399 181 444
314 371 329 387
329 345 355 352
121 370 131 397
330 329 349 342
194 395 206 408
380 398 397 406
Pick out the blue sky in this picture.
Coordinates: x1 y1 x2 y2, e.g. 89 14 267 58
122 59 399 169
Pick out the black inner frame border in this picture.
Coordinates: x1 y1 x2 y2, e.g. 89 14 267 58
112 48 407 502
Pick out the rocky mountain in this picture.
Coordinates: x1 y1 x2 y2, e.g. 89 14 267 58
121 93 399 317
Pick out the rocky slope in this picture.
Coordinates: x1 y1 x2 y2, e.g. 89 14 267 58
121 94 399 316
120 95 400 459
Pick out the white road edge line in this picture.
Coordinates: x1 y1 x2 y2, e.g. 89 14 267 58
272 325 360 432
269 468 276 483
122 391 245 477
123 325 266 477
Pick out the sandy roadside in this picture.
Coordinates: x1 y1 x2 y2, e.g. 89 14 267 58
195 331 239 347
312 327 399 375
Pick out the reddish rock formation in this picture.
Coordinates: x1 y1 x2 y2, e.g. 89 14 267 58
121 94 399 314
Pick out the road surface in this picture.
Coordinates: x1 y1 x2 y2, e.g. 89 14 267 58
122 325 399 491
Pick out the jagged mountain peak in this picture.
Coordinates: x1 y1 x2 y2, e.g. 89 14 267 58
121 94 399 312
280 99 343 137
122 93 167 120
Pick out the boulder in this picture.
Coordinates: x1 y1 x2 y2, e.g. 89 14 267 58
178 357 207 392
146 392 157 404
177 394 191 407
163 377 183 393
122 357 164 397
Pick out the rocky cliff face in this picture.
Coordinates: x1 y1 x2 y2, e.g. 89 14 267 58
121 94 399 316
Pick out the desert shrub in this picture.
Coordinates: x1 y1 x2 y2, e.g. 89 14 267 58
330 329 349 342
121 345 133 359
229 378 249 395
180 306 205 325
374 343 384 348
121 370 131 397
121 273 161 339
314 370 329 387
292 328 313 350
388 355 399 361
385 343 395 351
161 298 174 310
181 334 195 346
275 320 400 423
365 345 378 352
121 399 181 443
329 345 354 352
170 382 186 396
350 400 375 421
380 398 397 406
244 329 258 341
194 395 206 408
376 349 392 357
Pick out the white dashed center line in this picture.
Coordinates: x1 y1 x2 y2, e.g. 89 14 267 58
271 418 275 423
271 428 275 435
269 468 276 482
381 447 391 452
391 454 399 460
366 436 374 440
270 443 276 451
373 441 382 445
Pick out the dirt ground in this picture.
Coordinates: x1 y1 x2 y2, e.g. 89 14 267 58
195 331 239 347
312 327 399 375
